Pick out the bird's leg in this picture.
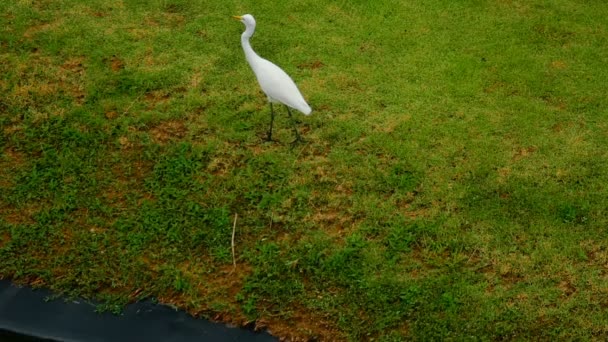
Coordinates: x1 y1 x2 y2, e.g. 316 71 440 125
285 106 303 146
266 102 275 142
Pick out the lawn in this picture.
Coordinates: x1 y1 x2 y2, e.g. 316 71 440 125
1 0 608 340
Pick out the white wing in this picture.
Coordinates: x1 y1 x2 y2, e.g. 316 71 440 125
251 58 312 115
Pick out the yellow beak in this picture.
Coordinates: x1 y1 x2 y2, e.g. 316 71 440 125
232 15 242 20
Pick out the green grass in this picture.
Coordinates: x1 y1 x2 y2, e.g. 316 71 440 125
2 0 608 340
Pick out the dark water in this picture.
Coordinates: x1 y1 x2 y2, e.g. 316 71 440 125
0 280 276 342
0 329 54 342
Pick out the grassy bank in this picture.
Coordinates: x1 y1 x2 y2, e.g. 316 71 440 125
1 0 608 340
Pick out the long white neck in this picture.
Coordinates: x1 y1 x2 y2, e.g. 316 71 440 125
240 26 261 68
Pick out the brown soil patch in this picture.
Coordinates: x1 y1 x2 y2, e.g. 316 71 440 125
550 60 567 70
150 120 188 144
497 166 511 181
512 146 537 161
101 187 128 209
109 157 153 189
23 20 63 39
4 124 23 135
207 157 231 176
484 81 505 94
110 56 124 72
312 210 341 225
558 279 576 297
90 11 106 18
2 147 26 167
259 304 345 341
0 204 38 226
132 160 153 181
582 241 608 266
298 60 325 70
144 90 172 107
551 121 578 134
7 54 87 106
105 111 119 119
311 209 353 239
0 231 10 248
190 71 203 88
61 57 85 72
13 82 57 100
475 253 532 291
2 211 28 225
57 57 86 103
401 204 429 219
160 12 186 26
552 122 563 133
117 135 132 149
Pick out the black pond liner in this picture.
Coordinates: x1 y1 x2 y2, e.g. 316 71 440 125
0 280 277 342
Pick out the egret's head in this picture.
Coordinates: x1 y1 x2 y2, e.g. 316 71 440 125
232 14 256 28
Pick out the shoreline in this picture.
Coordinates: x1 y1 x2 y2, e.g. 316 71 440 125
0 279 276 342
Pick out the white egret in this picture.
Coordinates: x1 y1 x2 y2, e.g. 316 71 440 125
233 14 311 144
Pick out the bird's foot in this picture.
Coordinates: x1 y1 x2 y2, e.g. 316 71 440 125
263 132 275 143
289 136 306 149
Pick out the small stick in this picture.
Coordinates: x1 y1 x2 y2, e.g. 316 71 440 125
231 213 238 269
123 93 143 116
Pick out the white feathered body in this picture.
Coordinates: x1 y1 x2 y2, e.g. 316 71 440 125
238 14 312 115
246 56 311 115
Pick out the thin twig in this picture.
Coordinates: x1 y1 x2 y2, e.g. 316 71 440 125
231 213 238 269
292 140 310 168
123 93 144 116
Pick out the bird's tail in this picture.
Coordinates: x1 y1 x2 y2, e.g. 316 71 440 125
298 101 312 115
